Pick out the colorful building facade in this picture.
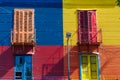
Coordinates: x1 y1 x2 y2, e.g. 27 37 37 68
0 0 120 80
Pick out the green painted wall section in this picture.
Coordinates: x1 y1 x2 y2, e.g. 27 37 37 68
63 0 120 46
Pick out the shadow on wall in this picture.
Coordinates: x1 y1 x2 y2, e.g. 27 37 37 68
0 46 14 80
40 45 98 80
40 46 64 80
0 46 99 80
0 33 14 79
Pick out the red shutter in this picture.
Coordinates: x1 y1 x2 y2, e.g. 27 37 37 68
78 11 89 43
91 11 97 43
78 11 81 43
78 10 97 43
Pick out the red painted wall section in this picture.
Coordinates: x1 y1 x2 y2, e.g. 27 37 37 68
0 45 120 80
0 46 14 80
33 46 64 80
0 46 64 80
64 46 80 79
12 45 35 55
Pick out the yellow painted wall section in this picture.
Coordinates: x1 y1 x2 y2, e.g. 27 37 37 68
63 0 120 46
64 0 115 5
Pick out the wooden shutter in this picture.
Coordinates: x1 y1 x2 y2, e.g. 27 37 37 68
13 9 34 43
78 11 89 43
91 11 97 43
78 10 97 43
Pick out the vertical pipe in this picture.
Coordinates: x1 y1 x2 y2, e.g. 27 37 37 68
66 32 71 80
67 38 70 80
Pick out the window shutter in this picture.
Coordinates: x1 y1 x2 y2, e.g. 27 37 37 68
91 11 97 42
13 9 34 43
78 10 97 43
78 11 89 43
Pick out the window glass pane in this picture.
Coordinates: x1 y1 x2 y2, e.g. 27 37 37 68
90 56 97 79
81 55 98 80
82 56 89 79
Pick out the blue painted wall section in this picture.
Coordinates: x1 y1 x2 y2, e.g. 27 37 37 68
0 0 63 46
0 0 61 3
35 8 63 45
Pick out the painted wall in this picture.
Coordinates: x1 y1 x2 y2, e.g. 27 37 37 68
0 0 120 80
63 0 120 46
0 0 64 80
63 0 120 79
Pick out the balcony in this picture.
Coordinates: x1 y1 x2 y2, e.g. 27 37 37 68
11 29 36 46
11 29 36 54
77 28 102 46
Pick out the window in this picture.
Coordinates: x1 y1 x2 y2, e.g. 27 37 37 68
80 54 99 80
13 9 34 43
78 10 97 43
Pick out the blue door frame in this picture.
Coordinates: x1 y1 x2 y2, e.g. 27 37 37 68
14 55 32 80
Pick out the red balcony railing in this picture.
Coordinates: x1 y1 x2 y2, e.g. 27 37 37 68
78 28 102 45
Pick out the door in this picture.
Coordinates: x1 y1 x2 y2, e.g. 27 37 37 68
80 54 99 80
14 55 32 80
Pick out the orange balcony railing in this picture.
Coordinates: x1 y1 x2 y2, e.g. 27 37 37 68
11 29 36 45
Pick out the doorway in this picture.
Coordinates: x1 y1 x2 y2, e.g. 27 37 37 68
14 55 32 80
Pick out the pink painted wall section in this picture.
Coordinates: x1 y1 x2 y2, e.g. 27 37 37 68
12 45 35 55
32 46 65 80
0 46 14 80
0 46 64 80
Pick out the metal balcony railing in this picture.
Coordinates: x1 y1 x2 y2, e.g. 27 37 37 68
78 28 102 45
11 29 36 45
